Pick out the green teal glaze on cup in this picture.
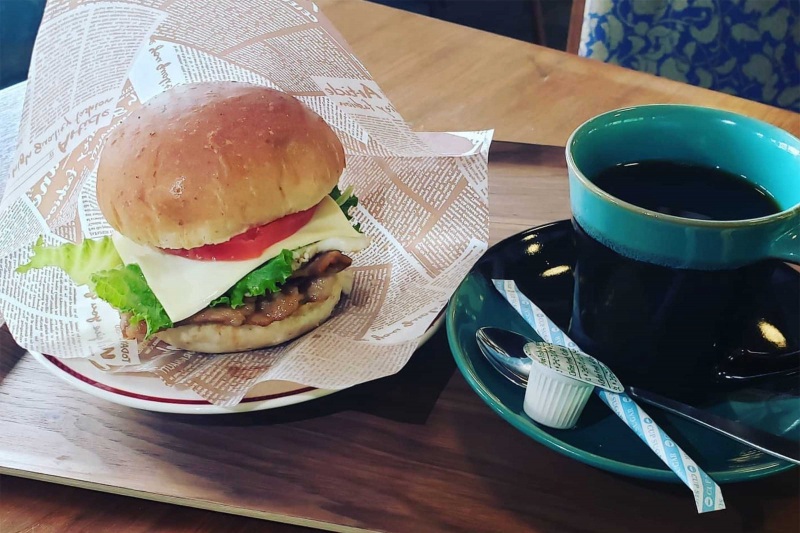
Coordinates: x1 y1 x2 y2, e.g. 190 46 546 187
566 105 800 270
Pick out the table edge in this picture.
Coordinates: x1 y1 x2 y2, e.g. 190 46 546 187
0 467 375 533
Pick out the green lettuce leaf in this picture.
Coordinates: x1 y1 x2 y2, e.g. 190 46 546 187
91 264 173 337
17 237 171 338
16 236 123 286
211 249 294 308
330 185 361 232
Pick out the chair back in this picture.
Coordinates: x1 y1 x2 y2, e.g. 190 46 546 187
572 0 799 111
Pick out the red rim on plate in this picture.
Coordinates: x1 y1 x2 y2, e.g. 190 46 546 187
43 355 315 405
37 308 445 409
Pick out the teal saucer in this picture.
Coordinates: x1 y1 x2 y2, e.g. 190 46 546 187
446 220 799 482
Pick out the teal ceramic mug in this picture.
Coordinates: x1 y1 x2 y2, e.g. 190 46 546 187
565 105 799 397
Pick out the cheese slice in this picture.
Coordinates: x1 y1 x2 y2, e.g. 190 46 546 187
113 196 369 322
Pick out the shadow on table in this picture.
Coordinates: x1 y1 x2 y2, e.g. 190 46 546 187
160 326 456 427
0 325 27 386
445 389 799 532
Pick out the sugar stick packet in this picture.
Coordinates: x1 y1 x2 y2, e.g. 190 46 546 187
492 279 725 514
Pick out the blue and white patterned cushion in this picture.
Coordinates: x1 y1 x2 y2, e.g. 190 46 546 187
579 0 800 111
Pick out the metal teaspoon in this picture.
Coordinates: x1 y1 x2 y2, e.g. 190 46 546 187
475 326 800 465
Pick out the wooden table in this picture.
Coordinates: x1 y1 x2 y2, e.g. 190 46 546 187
1 1 798 531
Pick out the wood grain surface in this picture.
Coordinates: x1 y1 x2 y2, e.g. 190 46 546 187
2 144 798 533
2 0 799 531
316 0 799 147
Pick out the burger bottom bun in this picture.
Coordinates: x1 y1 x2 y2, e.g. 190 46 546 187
156 276 345 354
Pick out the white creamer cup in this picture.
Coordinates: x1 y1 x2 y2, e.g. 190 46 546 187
494 279 726 513
523 358 594 429
520 341 623 430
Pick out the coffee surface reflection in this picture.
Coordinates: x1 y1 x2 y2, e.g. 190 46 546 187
592 160 781 221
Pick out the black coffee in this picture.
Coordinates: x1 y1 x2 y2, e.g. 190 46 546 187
568 220 781 399
592 161 781 220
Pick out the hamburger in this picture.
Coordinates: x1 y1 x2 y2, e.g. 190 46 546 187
17 82 369 353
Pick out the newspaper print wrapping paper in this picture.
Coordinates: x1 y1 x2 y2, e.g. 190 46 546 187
0 0 491 406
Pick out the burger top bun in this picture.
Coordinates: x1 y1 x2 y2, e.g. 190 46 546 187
96 82 345 250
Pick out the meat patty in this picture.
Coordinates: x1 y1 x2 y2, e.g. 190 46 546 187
291 250 351 278
180 272 339 329
121 314 148 341
121 251 352 341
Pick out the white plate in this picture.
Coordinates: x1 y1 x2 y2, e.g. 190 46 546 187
30 312 445 414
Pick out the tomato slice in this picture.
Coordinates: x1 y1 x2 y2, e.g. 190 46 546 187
161 204 318 261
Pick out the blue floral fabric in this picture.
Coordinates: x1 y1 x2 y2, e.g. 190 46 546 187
580 0 800 111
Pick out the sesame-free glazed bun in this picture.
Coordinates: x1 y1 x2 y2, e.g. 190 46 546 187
96 82 345 249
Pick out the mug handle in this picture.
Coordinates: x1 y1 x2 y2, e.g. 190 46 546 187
769 217 799 264
715 352 799 383
715 246 799 384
